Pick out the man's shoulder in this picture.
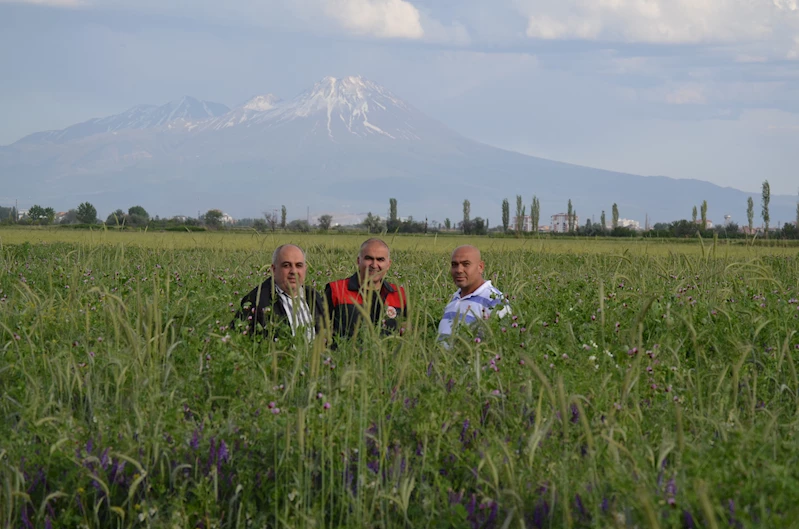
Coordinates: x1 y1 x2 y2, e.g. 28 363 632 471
478 280 505 297
244 277 274 300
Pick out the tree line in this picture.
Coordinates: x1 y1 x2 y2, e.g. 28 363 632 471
4 181 798 238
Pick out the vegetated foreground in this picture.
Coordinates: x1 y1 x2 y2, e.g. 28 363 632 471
1 234 798 528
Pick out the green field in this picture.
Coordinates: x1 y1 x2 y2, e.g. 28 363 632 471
2 229 798 528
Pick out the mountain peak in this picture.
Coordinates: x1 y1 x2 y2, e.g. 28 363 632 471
262 75 417 140
242 94 281 112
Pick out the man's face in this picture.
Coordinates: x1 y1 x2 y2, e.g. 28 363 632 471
450 246 485 295
271 245 306 295
357 242 391 288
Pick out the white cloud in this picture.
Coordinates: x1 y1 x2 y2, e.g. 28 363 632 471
735 54 769 63
788 36 799 58
322 0 424 39
0 0 83 5
518 0 799 49
665 86 706 105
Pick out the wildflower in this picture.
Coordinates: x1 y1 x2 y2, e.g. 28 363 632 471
323 402 331 410
518 359 525 365
317 393 323 399
271 407 281 414
474 337 481 344
13 333 20 340
588 355 597 362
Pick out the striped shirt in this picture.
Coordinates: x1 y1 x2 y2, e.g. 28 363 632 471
274 284 315 342
437 280 511 342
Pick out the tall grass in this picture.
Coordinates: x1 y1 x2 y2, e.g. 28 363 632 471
1 235 798 527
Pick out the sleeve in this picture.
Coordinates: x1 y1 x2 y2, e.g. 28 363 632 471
232 287 261 335
324 283 335 321
493 293 511 320
399 286 408 318
309 288 325 332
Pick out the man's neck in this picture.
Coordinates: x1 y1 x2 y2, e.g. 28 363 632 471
275 282 302 298
359 276 383 291
459 279 486 298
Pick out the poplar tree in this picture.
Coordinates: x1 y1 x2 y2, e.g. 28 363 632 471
567 199 573 233
501 199 510 233
700 200 708 229
761 180 770 238
515 195 525 233
746 197 754 233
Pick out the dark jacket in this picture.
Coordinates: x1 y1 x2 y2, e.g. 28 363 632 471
233 277 325 339
324 273 407 339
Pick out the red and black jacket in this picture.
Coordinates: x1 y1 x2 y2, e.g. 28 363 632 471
324 273 406 339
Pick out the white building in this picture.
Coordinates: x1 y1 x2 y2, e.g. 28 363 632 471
511 215 533 232
617 218 641 231
550 213 579 233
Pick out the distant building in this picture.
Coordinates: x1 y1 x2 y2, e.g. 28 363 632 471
617 218 641 231
220 212 235 225
511 215 533 232
550 213 579 233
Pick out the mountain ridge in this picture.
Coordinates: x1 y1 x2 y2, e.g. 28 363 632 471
1 75 795 225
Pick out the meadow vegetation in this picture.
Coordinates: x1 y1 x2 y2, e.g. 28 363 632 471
1 229 798 528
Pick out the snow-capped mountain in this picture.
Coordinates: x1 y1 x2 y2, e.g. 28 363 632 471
257 76 426 140
1 75 796 225
242 94 281 112
14 96 229 145
200 76 438 142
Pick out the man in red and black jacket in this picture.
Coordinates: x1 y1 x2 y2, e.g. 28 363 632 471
325 238 407 339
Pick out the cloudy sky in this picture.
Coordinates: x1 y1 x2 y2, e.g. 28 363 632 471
1 0 798 195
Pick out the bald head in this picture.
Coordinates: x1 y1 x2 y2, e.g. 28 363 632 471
272 244 306 266
450 245 485 296
451 245 481 261
359 238 390 259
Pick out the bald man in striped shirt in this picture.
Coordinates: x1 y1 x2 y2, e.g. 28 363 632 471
437 245 511 345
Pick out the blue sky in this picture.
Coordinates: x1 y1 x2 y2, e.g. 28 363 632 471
1 0 798 195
